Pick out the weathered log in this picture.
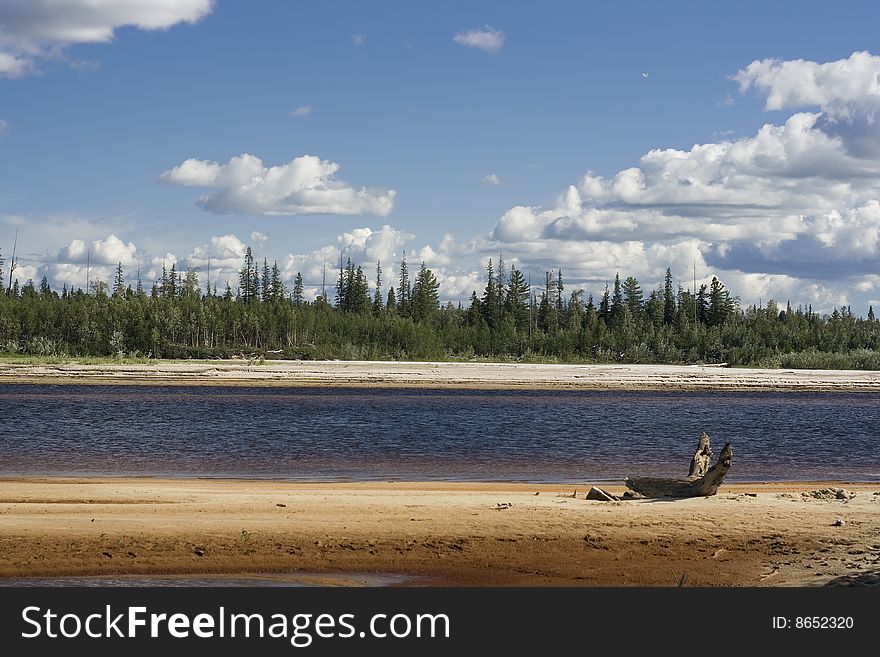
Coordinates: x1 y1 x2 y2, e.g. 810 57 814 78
625 435 732 498
689 432 712 477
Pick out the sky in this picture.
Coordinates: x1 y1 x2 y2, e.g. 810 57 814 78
1 0 880 312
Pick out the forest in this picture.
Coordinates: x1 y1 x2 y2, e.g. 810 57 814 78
1 245 879 369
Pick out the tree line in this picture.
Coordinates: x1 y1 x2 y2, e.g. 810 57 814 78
0 244 878 369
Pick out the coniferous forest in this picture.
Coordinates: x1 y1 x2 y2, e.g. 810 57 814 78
1 245 879 369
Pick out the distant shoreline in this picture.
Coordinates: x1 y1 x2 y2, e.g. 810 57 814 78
2 359 880 391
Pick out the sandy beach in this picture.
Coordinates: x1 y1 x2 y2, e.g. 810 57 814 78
1 478 878 586
1 359 880 391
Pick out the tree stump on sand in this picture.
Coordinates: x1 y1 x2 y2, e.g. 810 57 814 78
625 434 733 498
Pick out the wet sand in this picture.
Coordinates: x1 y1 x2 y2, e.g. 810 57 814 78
1 478 878 586
2 360 880 391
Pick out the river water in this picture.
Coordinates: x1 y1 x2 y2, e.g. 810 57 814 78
0 385 877 482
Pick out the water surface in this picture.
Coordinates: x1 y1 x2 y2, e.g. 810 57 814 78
0 385 877 482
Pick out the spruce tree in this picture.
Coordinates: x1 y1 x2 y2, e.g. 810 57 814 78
373 260 384 313
707 276 733 326
504 265 530 331
239 247 256 302
112 263 125 298
40 275 52 297
411 262 439 322
261 259 271 302
481 259 500 329
599 283 611 323
397 252 411 315
622 276 643 318
293 272 304 306
610 273 624 325
663 267 676 324
386 286 397 312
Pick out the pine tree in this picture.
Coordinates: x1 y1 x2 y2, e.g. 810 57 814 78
373 260 384 313
293 272 304 306
411 262 439 322
707 276 733 326
466 291 482 326
696 284 708 324
40 275 52 297
352 265 371 314
610 273 624 325
481 259 500 329
869 305 876 321
167 263 178 299
0 247 4 292
112 263 125 298
239 248 256 302
622 276 643 318
386 286 397 312
261 259 271 302
599 283 611 323
504 265 530 331
269 261 284 302
182 270 200 298
397 252 411 315
556 268 565 314
537 270 557 332
663 267 676 324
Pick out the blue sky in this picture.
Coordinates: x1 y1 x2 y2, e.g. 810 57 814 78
2 0 880 311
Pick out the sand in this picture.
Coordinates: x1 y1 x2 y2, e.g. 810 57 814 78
1 478 878 586
1 359 880 391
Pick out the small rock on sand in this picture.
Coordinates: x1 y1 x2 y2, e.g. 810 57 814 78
832 518 846 527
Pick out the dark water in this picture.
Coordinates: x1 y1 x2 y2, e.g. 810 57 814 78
0 385 878 482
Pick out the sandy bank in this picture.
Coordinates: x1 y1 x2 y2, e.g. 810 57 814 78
1 478 878 586
2 360 880 391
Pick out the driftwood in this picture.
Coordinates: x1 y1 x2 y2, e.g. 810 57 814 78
688 432 712 477
625 433 733 498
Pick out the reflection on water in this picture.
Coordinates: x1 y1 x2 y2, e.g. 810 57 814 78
0 385 877 482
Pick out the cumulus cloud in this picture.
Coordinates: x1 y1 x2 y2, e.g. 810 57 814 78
250 231 268 245
477 51 880 310
56 234 138 265
734 50 880 112
482 173 502 185
0 0 214 77
453 26 504 54
160 153 396 216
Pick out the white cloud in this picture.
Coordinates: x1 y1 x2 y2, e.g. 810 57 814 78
0 0 214 77
352 33 366 47
56 234 138 265
289 106 312 117
250 231 268 245
160 153 396 216
472 51 880 311
734 50 880 112
453 26 504 54
482 173 502 185
0 118 8 138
